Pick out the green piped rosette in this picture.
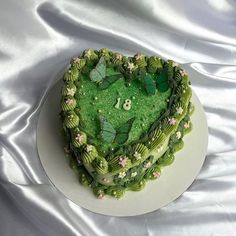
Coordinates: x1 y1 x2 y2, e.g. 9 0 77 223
60 48 194 199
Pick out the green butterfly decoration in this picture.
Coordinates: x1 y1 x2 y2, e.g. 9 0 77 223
100 116 116 143
90 57 123 88
90 57 106 83
144 74 156 95
156 69 169 92
100 116 135 144
115 117 135 144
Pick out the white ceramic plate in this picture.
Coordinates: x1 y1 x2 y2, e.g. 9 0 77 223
37 80 208 216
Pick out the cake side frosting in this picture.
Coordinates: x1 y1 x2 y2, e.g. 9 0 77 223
60 48 194 199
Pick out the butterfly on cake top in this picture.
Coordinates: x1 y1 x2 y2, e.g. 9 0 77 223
60 48 194 199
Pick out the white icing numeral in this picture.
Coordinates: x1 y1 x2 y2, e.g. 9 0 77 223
123 99 132 111
115 97 121 109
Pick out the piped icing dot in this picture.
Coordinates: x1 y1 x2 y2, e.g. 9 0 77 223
176 107 183 115
134 151 142 160
118 157 128 167
131 172 137 178
168 117 177 125
176 131 182 139
118 171 126 178
102 178 110 183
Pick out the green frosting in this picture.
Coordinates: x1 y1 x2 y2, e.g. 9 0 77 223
72 130 87 147
129 179 146 191
64 67 79 82
147 56 162 74
134 53 147 68
64 111 79 128
99 48 111 62
78 169 93 186
61 96 76 111
71 57 86 70
92 157 108 174
112 53 123 65
83 49 98 61
62 82 76 96
81 145 98 164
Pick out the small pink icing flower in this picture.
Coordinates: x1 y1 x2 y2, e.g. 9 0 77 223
144 161 152 169
118 157 128 167
75 132 84 142
73 57 81 64
168 117 177 125
115 53 123 60
184 121 190 129
153 171 161 178
65 99 73 105
180 70 188 76
67 88 76 96
134 53 143 60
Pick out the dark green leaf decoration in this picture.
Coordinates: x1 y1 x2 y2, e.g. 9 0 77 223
99 74 123 90
89 57 106 83
156 69 169 93
144 74 156 95
100 116 116 143
115 117 135 144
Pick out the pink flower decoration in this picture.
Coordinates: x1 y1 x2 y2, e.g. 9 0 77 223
116 53 123 60
65 99 73 105
73 57 81 63
75 133 84 142
67 88 75 96
144 161 152 169
168 117 177 125
153 171 161 178
118 157 128 167
180 70 188 76
184 121 190 129
135 53 143 60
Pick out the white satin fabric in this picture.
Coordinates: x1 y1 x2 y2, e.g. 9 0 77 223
1 1 236 235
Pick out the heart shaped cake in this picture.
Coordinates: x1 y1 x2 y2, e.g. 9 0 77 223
60 48 194 199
